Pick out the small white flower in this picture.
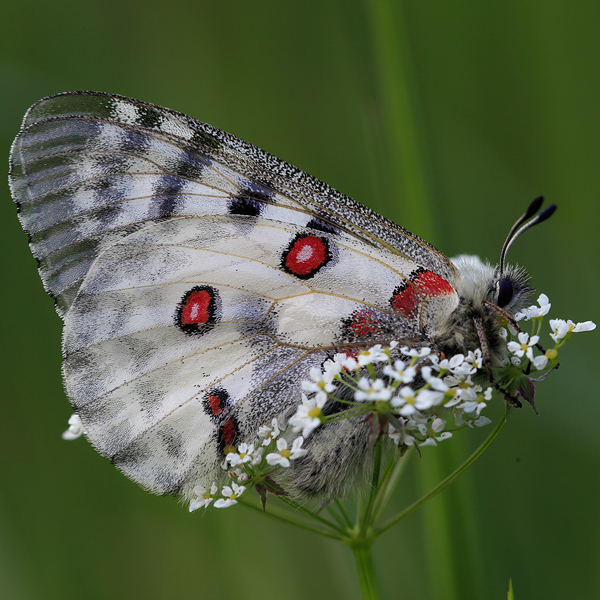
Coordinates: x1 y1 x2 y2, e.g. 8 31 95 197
214 482 246 508
507 331 539 360
516 294 551 321
383 360 416 384
227 467 243 480
405 410 428 429
465 349 483 369
266 436 308 468
442 389 462 408
62 414 84 440
461 387 492 416
418 418 451 446
443 371 473 388
400 346 431 358
354 377 392 401
447 354 465 369
570 320 596 333
414 388 445 410
226 443 254 467
549 319 569 343
532 354 549 370
357 345 388 366
391 386 417 416
258 418 281 446
322 359 343 379
336 353 358 371
425 374 449 393
289 393 326 437
302 367 336 402
189 482 218 512
388 422 415 446
251 446 264 466
498 327 508 341
550 319 596 343
455 413 492 428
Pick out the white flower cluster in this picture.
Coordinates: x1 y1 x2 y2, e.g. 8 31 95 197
187 418 308 512
287 293 595 453
288 343 491 449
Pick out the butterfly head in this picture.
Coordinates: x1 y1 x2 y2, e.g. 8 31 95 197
437 198 556 363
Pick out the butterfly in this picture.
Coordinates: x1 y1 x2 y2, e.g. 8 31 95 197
9 92 554 501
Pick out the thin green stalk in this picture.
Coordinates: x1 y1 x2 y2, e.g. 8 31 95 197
359 440 383 533
334 498 354 529
279 496 348 536
326 504 349 530
239 499 342 540
371 447 412 522
374 406 510 537
351 541 380 600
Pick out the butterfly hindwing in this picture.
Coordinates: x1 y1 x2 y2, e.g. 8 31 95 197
64 214 457 493
9 92 459 496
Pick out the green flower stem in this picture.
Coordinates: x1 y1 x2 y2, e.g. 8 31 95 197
373 406 510 537
239 498 342 540
351 541 380 600
326 504 349 530
359 440 383 532
279 496 348 536
372 447 412 522
334 498 354 529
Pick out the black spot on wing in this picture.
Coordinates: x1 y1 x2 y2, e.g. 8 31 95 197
152 174 185 218
306 218 338 235
227 184 274 217
170 152 205 182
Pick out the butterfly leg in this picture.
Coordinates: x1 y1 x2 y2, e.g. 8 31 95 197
473 314 522 408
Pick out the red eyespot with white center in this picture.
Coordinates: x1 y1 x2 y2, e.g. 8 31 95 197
176 285 221 334
281 233 331 279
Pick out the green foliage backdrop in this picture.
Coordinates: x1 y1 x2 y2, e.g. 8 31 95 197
1 1 598 598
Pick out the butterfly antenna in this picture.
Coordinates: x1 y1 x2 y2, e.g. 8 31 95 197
499 197 557 274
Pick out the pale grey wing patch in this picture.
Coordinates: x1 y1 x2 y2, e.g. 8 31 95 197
108 344 316 495
74 331 279 455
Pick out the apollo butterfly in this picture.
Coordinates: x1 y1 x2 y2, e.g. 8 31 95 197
9 92 555 500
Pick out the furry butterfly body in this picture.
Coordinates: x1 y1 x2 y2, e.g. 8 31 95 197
9 92 536 500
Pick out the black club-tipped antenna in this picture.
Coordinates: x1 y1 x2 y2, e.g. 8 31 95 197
499 197 557 275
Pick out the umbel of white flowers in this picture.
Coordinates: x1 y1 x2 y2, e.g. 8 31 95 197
60 294 595 512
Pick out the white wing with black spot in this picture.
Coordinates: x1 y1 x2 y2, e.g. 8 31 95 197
9 92 458 496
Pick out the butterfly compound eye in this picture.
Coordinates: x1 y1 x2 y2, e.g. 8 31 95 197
496 279 514 308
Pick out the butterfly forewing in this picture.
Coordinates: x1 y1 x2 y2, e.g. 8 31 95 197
9 92 459 496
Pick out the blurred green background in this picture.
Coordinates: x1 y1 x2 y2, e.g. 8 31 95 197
1 1 599 599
